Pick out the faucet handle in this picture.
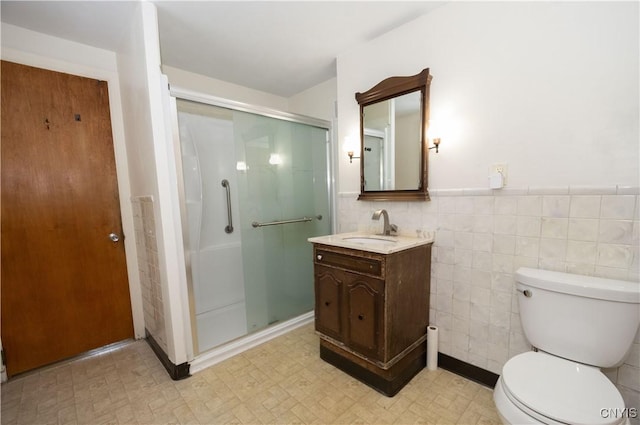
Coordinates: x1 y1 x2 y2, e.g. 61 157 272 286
389 224 398 235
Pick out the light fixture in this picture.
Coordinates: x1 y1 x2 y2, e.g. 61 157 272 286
347 150 360 163
428 138 441 153
268 153 282 165
343 135 360 164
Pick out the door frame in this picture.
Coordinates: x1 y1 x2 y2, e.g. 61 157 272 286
1 50 145 340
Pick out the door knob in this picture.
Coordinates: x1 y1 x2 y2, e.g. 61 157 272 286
109 233 120 242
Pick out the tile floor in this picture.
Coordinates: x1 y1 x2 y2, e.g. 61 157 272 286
0 324 501 424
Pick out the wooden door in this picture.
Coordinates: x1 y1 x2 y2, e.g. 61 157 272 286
1 61 134 376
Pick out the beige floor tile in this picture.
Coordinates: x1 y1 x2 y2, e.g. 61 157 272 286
1 324 499 425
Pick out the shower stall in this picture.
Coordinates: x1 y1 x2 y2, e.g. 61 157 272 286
172 93 332 355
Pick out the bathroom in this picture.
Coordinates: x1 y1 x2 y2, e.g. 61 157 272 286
1 1 638 424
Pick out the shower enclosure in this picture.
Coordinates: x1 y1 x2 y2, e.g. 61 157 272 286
173 95 332 354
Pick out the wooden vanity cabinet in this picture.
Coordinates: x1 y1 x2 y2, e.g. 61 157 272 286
312 242 432 396
316 265 385 360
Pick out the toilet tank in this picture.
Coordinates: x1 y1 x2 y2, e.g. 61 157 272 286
515 267 640 368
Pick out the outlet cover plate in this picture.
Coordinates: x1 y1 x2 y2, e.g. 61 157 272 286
489 163 508 186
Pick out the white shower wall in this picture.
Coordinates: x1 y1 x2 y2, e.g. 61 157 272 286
178 110 248 352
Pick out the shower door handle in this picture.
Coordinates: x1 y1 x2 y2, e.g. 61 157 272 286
221 179 233 234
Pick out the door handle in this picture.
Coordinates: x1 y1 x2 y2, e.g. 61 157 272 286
221 179 234 234
109 233 120 242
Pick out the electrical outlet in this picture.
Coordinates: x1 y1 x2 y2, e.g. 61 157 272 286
489 163 508 186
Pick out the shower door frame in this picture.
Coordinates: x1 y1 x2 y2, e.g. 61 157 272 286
169 86 335 358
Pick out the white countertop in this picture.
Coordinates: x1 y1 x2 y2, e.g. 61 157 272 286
308 232 434 255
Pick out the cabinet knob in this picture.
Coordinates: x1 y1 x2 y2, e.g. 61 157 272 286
324 301 331 306
317 254 323 261
358 314 365 320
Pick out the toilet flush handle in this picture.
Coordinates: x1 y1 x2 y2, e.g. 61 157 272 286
517 288 532 297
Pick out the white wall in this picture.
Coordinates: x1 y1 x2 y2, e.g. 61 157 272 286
163 65 289 111
0 23 145 339
163 65 337 123
117 3 191 366
337 1 639 194
116 10 159 198
336 1 639 415
288 77 337 122
1 23 119 74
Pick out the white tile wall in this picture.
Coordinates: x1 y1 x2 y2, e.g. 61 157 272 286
132 196 168 353
337 186 640 415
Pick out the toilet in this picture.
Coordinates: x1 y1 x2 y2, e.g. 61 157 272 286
493 267 640 425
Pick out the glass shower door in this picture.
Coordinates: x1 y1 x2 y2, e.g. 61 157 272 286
176 99 331 354
233 111 330 332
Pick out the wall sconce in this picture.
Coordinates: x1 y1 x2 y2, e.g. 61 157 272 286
343 135 360 163
347 150 360 163
428 138 441 153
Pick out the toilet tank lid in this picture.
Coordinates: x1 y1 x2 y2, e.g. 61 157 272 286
515 267 640 303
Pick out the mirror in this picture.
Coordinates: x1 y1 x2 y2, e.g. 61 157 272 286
356 69 432 201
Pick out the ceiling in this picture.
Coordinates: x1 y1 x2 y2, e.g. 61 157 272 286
1 1 444 97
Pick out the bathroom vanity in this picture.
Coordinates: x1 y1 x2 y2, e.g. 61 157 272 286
308 233 433 396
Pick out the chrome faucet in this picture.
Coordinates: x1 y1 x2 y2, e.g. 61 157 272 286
371 209 397 236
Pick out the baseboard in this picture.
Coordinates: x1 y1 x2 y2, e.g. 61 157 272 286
145 320 498 387
145 330 190 380
437 352 499 388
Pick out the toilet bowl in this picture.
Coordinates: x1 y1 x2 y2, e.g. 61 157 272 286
493 268 640 425
494 352 628 425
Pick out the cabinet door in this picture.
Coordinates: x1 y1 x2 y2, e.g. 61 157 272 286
315 266 343 341
346 277 384 361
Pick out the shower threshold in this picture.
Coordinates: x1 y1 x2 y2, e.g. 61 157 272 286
189 311 314 375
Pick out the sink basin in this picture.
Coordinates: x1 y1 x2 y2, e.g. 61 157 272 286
309 232 433 254
342 236 397 246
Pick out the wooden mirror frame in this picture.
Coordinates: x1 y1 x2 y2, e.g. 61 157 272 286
355 68 432 201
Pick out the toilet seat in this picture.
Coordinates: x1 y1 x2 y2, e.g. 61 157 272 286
501 351 625 425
